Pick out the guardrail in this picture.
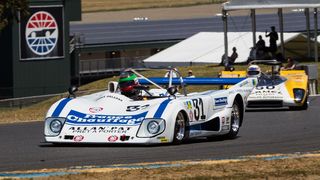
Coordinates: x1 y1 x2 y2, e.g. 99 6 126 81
0 88 106 109
79 56 146 76
299 64 318 95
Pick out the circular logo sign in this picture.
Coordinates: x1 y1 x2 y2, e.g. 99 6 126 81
25 11 58 56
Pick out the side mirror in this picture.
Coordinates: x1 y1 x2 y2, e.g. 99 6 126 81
167 86 177 96
68 86 78 98
108 81 118 93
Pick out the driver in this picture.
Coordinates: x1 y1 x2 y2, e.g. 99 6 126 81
118 71 141 98
247 65 261 78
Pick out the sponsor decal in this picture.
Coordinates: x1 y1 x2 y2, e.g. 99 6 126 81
214 97 228 106
188 111 194 121
66 110 147 125
73 135 84 142
89 107 103 113
252 79 257 86
105 95 123 102
184 101 193 110
126 104 150 112
68 126 131 134
221 117 225 125
226 117 230 125
120 134 130 141
108 135 118 142
157 137 169 143
222 125 229 130
239 80 249 87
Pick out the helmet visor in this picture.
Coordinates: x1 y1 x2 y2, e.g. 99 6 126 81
248 71 260 76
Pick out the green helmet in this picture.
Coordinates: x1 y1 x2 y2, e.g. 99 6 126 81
118 71 139 97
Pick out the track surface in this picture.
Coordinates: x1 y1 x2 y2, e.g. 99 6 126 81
0 96 319 172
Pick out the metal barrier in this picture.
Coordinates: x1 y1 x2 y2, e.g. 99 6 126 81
79 56 146 76
301 64 318 95
0 88 105 108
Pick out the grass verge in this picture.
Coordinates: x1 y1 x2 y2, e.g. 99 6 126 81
15 155 320 180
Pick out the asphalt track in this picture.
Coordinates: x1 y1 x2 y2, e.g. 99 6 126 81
71 12 319 45
0 96 319 172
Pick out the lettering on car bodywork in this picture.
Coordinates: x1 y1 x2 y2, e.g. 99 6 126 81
68 126 131 134
214 97 228 106
66 110 147 125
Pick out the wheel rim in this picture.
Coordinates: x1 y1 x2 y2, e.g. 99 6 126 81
175 112 185 141
231 103 240 132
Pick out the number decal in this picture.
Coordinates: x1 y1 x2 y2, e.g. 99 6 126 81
256 86 275 90
126 105 149 112
192 98 206 121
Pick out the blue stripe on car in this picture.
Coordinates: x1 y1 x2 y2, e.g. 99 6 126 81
51 98 72 117
153 99 171 118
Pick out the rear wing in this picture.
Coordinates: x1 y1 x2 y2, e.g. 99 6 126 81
280 70 306 76
219 71 247 89
138 77 246 85
219 71 247 78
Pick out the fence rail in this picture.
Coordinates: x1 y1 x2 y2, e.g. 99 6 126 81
79 56 146 76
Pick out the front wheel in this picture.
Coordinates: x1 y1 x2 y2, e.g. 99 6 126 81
225 101 241 139
173 112 187 144
289 95 309 111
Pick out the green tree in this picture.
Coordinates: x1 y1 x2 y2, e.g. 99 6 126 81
0 0 29 31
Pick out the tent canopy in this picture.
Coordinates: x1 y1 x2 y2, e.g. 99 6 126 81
223 0 320 11
143 32 305 67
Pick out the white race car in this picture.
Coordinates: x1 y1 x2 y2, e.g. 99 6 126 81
44 68 256 144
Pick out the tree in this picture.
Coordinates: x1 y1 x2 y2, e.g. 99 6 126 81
0 0 29 31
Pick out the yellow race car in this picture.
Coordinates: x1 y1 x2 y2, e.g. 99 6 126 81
220 60 309 110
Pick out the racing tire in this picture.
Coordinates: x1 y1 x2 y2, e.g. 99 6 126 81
172 112 188 144
225 100 241 139
289 96 309 111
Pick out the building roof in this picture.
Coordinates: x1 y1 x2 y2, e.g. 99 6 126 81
223 0 320 11
143 32 313 66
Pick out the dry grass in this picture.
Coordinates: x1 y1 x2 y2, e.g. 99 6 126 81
82 0 226 12
35 156 320 180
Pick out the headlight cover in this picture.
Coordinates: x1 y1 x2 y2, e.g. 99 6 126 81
137 119 166 138
293 88 305 103
44 117 66 136
147 121 160 134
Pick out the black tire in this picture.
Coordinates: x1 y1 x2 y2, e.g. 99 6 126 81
289 95 309 111
225 100 241 139
172 112 187 144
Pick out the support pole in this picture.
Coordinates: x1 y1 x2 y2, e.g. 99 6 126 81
251 9 256 48
305 8 311 57
314 8 318 62
223 10 228 65
278 8 285 57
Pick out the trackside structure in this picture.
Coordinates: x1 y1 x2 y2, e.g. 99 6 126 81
0 0 81 99
222 0 320 62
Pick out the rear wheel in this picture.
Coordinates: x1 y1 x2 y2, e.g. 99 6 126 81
225 101 241 139
173 112 187 144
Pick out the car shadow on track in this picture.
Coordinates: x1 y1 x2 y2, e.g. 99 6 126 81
38 136 238 148
246 108 289 112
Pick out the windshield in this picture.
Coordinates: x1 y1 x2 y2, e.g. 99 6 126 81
257 74 286 87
